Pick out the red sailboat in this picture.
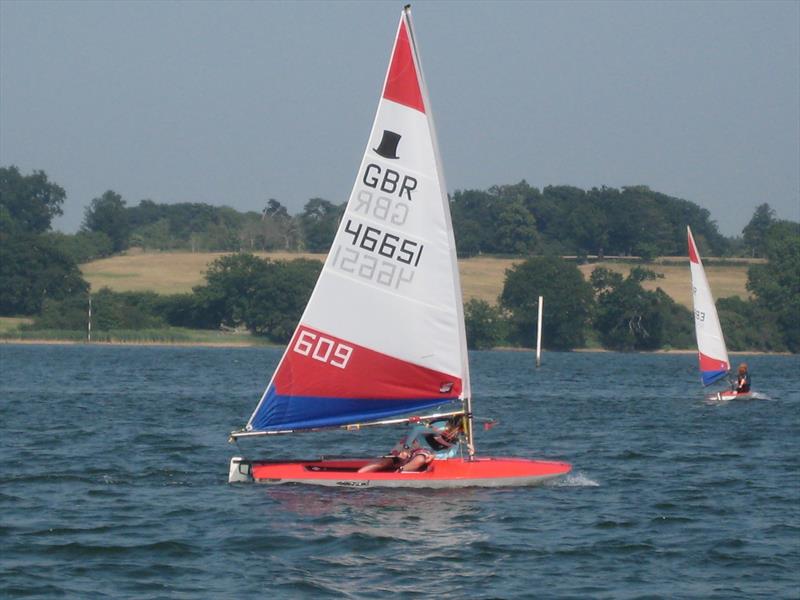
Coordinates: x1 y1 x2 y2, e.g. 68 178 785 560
228 6 571 487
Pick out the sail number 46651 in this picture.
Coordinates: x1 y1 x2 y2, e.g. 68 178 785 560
293 330 353 369
343 219 423 266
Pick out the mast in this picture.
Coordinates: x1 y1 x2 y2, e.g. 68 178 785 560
402 6 475 456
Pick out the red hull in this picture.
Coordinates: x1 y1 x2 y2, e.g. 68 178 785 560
231 457 572 488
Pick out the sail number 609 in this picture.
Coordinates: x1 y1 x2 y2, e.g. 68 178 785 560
293 330 353 369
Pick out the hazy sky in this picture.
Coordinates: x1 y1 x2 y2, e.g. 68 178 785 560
1 0 798 236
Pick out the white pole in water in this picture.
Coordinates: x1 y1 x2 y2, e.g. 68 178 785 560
87 295 92 342
535 295 543 367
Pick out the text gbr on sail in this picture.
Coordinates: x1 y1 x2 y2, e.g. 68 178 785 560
362 163 417 201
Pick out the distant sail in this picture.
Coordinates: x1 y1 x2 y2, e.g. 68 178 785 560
245 12 469 432
687 226 730 386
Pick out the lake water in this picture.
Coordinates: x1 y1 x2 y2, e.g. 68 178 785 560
1 344 798 598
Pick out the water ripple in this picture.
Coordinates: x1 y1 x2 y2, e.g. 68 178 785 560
1 345 798 599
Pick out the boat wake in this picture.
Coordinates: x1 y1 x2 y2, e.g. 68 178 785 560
550 471 599 487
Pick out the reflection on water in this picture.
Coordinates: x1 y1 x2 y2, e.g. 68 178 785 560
264 486 489 546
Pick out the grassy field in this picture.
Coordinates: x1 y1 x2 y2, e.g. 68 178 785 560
0 317 33 333
81 251 756 309
81 250 324 295
576 260 752 308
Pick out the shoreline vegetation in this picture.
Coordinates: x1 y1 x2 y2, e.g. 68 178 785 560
4 168 796 353
0 337 789 355
0 251 782 353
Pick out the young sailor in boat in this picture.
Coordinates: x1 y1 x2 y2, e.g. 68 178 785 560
735 363 751 393
357 417 463 473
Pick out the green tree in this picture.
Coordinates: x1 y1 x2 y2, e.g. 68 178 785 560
91 289 165 330
33 293 89 330
83 190 130 252
238 200 300 251
0 166 65 234
47 231 114 263
260 199 302 251
716 296 786 352
130 218 173 251
451 182 541 256
451 189 494 256
193 253 271 329
0 233 88 315
464 299 509 349
746 220 800 351
156 293 209 329
494 200 537 254
246 258 322 341
191 254 322 340
742 203 775 258
591 267 686 350
500 257 594 349
653 288 694 349
569 192 609 256
300 198 342 252
201 218 240 251
34 289 166 331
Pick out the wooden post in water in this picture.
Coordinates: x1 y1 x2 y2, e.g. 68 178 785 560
536 295 543 368
87 295 92 342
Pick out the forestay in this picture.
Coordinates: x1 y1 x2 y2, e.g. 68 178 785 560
245 9 470 432
687 226 730 386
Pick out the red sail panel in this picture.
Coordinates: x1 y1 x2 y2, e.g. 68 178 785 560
275 325 461 400
688 232 700 264
382 20 425 113
698 351 729 373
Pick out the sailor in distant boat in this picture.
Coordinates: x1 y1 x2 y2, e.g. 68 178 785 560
735 363 751 393
357 417 463 473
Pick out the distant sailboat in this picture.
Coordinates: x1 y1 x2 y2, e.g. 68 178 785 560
687 226 751 401
227 6 571 487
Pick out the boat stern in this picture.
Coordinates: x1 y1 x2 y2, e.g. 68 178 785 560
228 456 253 483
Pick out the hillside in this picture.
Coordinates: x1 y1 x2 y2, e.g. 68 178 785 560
81 251 757 309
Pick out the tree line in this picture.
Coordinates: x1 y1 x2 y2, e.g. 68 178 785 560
1 165 797 352
467 227 798 353
3 166 780 264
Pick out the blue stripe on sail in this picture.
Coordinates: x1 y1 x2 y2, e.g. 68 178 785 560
702 369 728 387
250 385 457 432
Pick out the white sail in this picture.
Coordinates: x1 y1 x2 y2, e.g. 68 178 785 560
244 7 470 435
687 226 730 386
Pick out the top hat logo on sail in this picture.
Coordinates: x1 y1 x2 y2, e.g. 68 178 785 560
373 130 402 159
